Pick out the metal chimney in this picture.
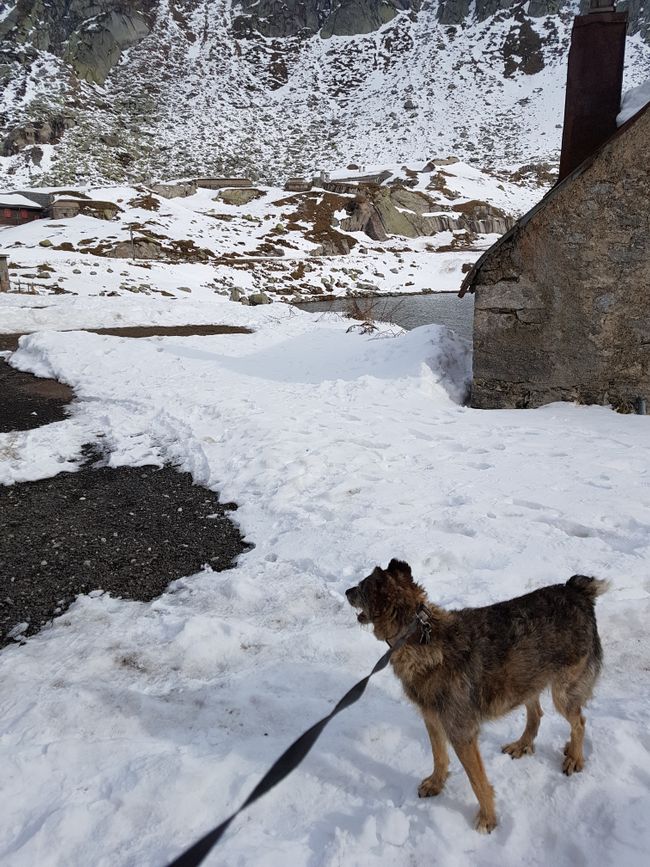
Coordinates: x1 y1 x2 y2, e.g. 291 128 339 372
558 1 628 181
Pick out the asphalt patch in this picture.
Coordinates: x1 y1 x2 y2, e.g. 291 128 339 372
0 359 74 432
0 449 252 646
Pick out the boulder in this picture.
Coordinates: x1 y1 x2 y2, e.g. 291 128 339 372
248 291 272 305
217 188 265 206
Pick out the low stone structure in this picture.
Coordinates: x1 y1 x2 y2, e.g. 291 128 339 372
50 197 120 220
0 254 9 291
284 177 312 192
194 177 252 190
460 102 650 411
323 179 359 195
149 180 197 199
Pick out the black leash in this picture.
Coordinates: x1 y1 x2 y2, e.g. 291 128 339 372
166 608 431 867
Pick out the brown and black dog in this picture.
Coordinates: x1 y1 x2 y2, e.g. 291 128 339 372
346 559 607 833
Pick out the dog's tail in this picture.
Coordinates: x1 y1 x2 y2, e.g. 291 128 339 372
566 574 610 601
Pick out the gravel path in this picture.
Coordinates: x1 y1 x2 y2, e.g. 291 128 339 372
0 450 252 646
0 359 73 432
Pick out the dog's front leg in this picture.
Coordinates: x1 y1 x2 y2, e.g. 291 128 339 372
418 710 449 797
451 734 497 833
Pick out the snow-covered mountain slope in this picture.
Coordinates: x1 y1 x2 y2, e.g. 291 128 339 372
1 1 649 187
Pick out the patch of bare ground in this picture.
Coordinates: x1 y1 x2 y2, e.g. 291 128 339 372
0 448 251 646
0 360 73 432
0 324 252 353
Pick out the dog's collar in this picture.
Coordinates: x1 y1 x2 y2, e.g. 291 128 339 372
386 603 433 648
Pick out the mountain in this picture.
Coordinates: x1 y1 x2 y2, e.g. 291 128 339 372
1 1 649 187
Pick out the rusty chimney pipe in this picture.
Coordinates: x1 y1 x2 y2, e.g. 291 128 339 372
558 1 628 181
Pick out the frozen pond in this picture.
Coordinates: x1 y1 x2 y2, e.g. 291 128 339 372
295 292 474 340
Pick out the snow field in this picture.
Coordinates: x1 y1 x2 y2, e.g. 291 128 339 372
0 302 649 866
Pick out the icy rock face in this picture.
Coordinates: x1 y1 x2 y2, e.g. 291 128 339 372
0 0 155 84
234 0 419 38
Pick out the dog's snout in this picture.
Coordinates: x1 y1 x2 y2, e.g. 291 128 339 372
345 586 358 604
345 587 354 599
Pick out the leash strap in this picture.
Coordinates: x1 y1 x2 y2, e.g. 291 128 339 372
166 622 418 867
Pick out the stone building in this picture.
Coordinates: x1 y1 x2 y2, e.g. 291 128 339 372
284 177 312 192
193 178 252 190
460 101 650 411
50 197 119 220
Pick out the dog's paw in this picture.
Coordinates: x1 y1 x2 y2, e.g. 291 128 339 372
418 773 448 798
475 810 497 834
501 740 534 759
562 751 584 775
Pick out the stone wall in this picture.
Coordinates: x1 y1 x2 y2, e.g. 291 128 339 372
469 106 650 411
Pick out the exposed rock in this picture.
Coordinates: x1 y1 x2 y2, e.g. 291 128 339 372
502 12 544 79
217 188 265 205
342 184 515 239
0 1 155 85
2 115 76 157
64 10 151 84
248 291 272 305
149 181 198 199
234 0 420 39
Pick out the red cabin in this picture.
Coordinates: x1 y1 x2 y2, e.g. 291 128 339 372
0 194 43 226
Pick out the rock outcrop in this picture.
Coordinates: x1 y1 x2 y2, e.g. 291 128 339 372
234 0 420 38
342 185 514 240
0 0 155 84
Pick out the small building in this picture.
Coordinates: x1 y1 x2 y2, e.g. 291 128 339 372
323 179 359 195
50 196 85 219
0 254 9 292
0 194 43 226
460 100 650 411
284 177 312 192
50 197 120 220
193 177 253 190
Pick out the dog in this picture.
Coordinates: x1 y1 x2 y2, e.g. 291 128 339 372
346 559 607 833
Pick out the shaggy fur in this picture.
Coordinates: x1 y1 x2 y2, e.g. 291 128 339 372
346 559 607 833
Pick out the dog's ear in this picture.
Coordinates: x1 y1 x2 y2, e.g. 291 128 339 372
387 559 413 583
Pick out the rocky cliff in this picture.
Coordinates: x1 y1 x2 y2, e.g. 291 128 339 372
1 1 649 186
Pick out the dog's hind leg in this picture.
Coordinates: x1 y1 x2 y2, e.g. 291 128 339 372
501 696 543 759
552 660 593 775
452 734 497 834
418 710 449 797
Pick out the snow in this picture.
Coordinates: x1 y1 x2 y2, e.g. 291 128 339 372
618 77 650 125
1 298 649 866
0 193 42 209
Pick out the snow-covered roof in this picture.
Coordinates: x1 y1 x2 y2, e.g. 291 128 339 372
0 193 43 209
617 79 650 127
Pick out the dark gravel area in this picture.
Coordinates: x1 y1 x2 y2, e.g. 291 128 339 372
0 449 252 646
0 359 74 432
0 324 252 352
